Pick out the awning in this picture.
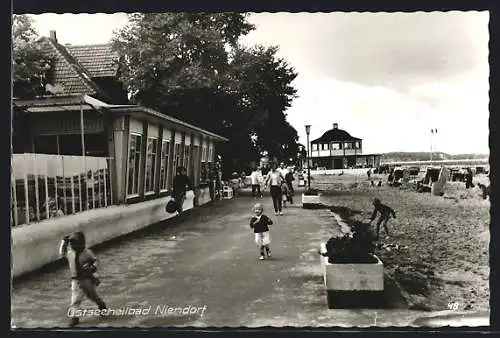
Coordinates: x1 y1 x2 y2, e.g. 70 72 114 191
13 94 108 114
13 94 229 142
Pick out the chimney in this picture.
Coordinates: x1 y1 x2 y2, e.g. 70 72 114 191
333 123 338 129
49 30 57 42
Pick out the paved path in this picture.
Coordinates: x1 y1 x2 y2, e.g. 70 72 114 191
12 188 429 328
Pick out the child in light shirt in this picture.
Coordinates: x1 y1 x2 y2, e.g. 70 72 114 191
59 231 107 326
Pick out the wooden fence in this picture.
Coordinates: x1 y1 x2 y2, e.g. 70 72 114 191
11 154 114 227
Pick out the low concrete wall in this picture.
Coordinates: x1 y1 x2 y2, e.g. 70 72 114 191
12 188 209 278
311 168 373 176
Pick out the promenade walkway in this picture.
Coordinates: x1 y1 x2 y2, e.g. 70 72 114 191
12 188 432 328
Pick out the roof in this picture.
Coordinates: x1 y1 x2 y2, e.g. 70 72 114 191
13 94 108 113
66 44 119 78
311 127 361 143
37 37 111 99
112 105 229 142
13 95 229 142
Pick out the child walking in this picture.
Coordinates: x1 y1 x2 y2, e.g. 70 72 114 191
250 203 273 260
59 231 107 326
281 182 291 208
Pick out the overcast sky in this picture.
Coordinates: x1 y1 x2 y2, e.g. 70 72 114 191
28 12 490 154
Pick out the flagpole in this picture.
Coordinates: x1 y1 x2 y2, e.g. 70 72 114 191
430 129 433 164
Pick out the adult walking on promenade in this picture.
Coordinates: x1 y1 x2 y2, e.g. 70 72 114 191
172 166 193 218
250 166 263 198
265 163 286 215
285 168 295 195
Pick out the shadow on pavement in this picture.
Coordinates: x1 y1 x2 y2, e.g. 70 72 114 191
13 208 198 285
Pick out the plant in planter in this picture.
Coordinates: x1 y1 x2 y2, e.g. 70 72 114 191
320 223 384 308
322 224 378 264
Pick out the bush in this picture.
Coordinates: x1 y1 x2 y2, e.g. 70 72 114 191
324 228 377 264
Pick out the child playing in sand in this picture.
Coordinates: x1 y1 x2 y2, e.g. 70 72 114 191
250 203 274 260
369 198 396 240
59 231 107 326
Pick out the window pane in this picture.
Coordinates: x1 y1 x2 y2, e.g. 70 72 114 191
152 139 157 191
128 134 142 195
175 144 181 169
184 147 190 172
134 135 142 194
145 138 157 193
164 141 170 190
192 145 200 184
127 149 135 195
159 141 167 189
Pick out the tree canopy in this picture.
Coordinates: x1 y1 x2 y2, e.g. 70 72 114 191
111 13 300 174
12 14 53 98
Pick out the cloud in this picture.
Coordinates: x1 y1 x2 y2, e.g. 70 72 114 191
28 13 129 44
285 74 489 155
27 12 489 155
242 12 490 154
243 11 489 92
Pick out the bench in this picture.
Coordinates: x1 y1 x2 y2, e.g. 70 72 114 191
319 242 384 308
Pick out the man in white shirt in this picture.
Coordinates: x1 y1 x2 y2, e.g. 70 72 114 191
250 167 263 198
279 163 289 177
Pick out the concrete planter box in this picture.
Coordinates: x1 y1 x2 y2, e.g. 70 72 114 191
320 243 384 309
302 193 321 208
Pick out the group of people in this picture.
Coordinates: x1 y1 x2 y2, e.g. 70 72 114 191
59 162 399 325
248 162 296 260
250 163 295 215
249 164 397 262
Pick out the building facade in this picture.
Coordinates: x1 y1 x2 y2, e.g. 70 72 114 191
310 123 381 169
11 31 227 227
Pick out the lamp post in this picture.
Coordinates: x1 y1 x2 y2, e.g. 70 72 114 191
305 125 311 190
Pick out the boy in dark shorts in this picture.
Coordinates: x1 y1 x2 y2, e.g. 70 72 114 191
369 198 396 240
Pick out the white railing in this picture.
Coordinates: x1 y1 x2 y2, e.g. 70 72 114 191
11 154 115 227
312 149 361 157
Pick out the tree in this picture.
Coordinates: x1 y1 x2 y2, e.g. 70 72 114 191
229 45 299 164
112 13 253 111
112 13 300 175
12 14 53 98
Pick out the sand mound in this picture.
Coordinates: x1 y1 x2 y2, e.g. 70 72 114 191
321 179 489 312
